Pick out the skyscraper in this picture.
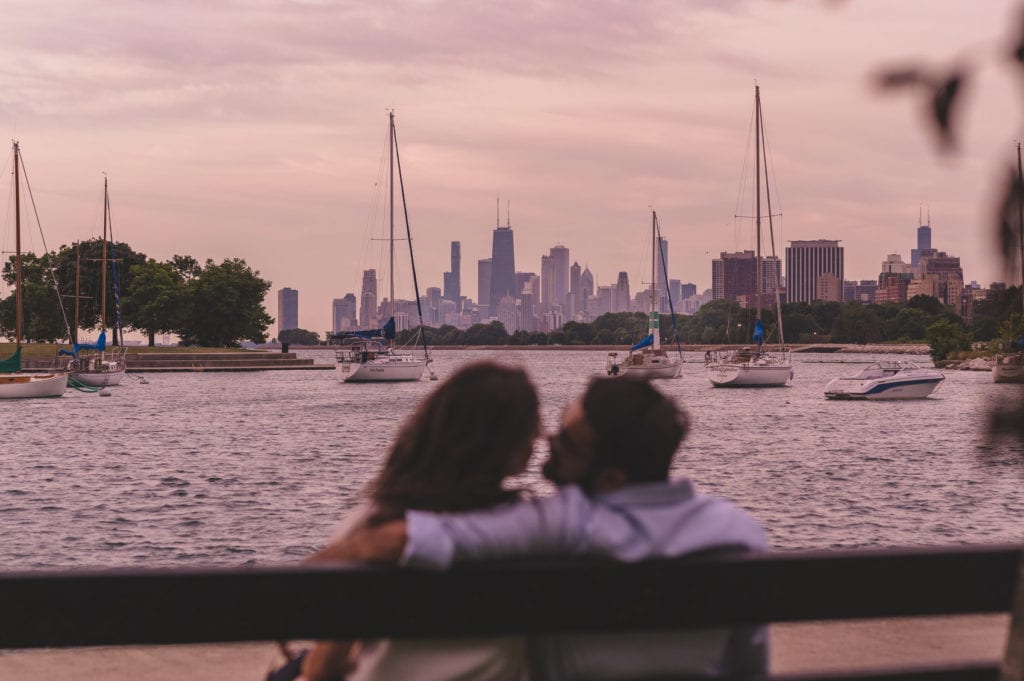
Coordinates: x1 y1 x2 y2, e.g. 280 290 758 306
277 287 298 336
489 223 516 311
550 245 570 311
580 266 594 315
443 241 461 305
656 237 669 311
359 269 377 329
540 254 555 312
332 294 358 333
785 240 844 304
477 258 492 318
569 261 582 318
615 272 631 313
711 251 757 301
911 218 932 268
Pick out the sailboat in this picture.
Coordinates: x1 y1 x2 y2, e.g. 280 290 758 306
993 142 1024 383
334 111 434 383
0 141 68 399
705 85 793 387
606 210 683 379
66 177 127 387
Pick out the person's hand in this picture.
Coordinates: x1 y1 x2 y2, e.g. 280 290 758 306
297 640 362 681
306 521 408 564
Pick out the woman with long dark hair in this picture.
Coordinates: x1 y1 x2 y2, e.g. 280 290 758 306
274 361 540 681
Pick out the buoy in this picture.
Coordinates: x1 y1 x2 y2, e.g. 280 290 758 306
99 388 112 397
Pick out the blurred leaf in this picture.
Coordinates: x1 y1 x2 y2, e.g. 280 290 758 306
874 67 926 89
930 72 964 150
997 164 1024 264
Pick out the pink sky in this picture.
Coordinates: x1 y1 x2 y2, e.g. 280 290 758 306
1 0 1021 335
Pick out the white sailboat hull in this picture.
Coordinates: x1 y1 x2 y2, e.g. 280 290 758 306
342 357 426 383
70 369 125 387
0 372 68 398
992 354 1024 383
619 355 682 379
707 362 793 387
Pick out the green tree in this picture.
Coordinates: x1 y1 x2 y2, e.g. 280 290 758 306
178 258 273 347
125 259 188 347
462 320 508 345
0 251 69 342
830 303 881 344
279 328 321 345
926 318 971 362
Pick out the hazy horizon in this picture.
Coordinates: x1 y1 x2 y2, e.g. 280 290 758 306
1 0 1021 336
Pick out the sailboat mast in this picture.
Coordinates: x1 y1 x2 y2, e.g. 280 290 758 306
754 85 763 323
101 177 109 341
651 210 660 351
1017 142 1024 320
388 112 396 326
13 142 22 348
74 243 81 346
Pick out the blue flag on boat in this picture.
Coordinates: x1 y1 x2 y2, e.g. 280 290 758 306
752 319 765 346
630 334 654 352
59 330 107 358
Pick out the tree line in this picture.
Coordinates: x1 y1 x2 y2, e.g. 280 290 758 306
386 289 1023 360
0 238 273 347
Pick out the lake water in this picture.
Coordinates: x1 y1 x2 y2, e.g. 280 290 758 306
3 349 1023 569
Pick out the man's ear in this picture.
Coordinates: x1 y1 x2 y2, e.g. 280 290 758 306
594 467 627 492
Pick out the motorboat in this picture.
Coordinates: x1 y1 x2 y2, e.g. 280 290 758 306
824 360 944 400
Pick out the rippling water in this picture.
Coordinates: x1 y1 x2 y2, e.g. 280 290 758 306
3 349 1023 569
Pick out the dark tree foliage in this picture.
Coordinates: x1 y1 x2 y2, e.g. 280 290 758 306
279 328 321 345
126 259 189 347
177 258 273 347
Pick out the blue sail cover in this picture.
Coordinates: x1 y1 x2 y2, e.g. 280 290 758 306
752 319 765 346
335 317 397 341
630 334 654 352
1012 336 1024 349
59 330 107 358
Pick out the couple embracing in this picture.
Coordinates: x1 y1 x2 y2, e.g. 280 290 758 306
283 361 767 681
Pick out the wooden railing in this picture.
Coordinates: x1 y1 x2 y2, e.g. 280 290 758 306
1 544 1022 680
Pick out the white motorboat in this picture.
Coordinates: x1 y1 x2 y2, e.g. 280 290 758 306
824 360 944 400
705 84 793 388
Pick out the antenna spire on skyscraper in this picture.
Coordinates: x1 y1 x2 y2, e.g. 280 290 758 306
496 192 500 228
506 200 511 227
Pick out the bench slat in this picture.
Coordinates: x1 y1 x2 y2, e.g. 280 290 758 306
0 545 1019 649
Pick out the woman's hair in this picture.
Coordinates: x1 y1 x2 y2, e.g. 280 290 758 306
369 361 539 523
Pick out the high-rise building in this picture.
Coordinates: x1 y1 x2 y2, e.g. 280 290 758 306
920 250 964 306
426 286 442 326
615 272 631 313
656 237 669 311
443 241 461 306
569 261 582 319
580 266 594 314
332 294 357 333
477 258 492 318
679 283 697 300
550 245 570 310
817 273 842 302
911 220 932 268
785 240 844 304
540 254 555 312
277 287 299 336
359 269 378 328
711 251 757 301
489 222 517 311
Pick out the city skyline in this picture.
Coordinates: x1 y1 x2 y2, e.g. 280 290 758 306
0 1 1019 335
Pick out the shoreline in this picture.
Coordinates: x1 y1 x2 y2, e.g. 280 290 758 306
0 615 1006 680
281 343 932 354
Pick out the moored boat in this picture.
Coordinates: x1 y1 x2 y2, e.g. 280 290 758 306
824 360 944 400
